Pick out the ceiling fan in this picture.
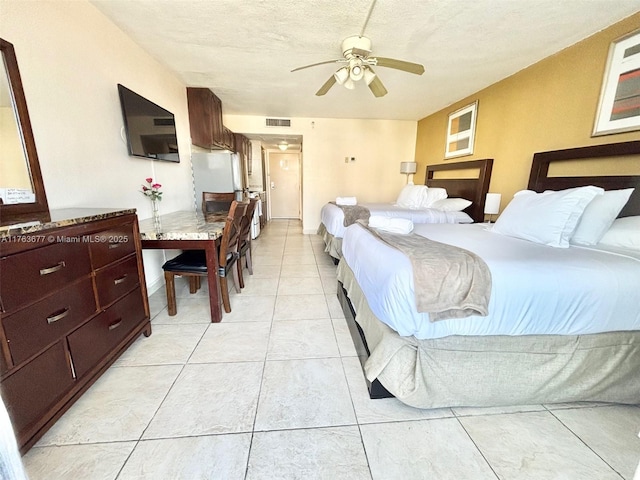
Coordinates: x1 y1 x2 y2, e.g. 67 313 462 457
291 0 425 98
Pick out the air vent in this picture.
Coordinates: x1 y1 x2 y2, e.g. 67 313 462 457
265 118 291 127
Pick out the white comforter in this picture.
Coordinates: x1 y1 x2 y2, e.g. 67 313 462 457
321 202 473 238
341 222 640 339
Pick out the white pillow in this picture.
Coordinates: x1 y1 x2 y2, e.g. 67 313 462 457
571 188 634 246
395 185 428 209
491 186 604 248
430 198 472 212
420 187 448 208
597 216 640 251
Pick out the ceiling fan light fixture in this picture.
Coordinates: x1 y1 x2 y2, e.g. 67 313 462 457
363 67 376 85
349 59 365 81
344 78 356 90
334 67 349 85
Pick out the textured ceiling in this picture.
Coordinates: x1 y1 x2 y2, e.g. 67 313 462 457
91 0 640 121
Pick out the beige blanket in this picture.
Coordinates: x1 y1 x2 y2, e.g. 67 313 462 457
330 202 370 227
363 223 492 321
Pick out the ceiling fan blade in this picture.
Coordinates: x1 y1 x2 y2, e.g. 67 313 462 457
291 59 343 72
374 57 425 75
368 74 388 98
315 75 337 96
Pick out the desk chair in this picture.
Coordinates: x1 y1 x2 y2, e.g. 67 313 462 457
202 191 235 222
162 200 248 315
237 197 259 288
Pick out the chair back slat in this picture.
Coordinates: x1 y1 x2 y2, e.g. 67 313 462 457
239 198 259 245
219 200 248 268
202 192 235 215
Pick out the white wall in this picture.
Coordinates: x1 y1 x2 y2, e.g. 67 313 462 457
224 115 418 233
1 0 194 292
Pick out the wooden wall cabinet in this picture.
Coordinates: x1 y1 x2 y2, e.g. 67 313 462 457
186 87 234 151
0 212 151 452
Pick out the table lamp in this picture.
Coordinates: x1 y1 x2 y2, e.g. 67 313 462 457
400 162 417 184
484 193 501 223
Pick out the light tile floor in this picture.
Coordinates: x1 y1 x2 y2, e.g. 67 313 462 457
21 219 640 479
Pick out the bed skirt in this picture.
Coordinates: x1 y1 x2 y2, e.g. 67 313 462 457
317 223 342 261
337 259 640 409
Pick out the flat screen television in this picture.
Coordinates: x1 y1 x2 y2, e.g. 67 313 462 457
117 84 180 162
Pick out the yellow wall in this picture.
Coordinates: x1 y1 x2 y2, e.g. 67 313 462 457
415 12 640 212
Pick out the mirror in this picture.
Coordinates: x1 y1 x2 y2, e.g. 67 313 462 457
0 38 49 226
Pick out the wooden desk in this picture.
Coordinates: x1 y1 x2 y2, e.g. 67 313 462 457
139 211 225 323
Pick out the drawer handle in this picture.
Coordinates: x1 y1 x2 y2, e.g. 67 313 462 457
47 307 70 324
113 274 128 285
40 261 66 276
108 319 123 331
108 243 121 250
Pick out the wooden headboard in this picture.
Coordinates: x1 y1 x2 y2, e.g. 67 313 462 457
528 140 640 217
426 159 493 223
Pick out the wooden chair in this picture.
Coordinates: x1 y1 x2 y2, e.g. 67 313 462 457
202 191 235 222
237 197 259 289
162 200 248 315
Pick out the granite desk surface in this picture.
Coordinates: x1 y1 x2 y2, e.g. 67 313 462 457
138 210 224 241
0 208 225 242
0 208 136 239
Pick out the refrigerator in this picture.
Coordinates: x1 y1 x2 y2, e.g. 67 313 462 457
192 152 243 212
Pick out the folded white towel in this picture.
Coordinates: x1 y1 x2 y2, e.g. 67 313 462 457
336 196 357 206
369 216 414 234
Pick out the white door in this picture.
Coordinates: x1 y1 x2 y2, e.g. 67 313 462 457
268 152 300 218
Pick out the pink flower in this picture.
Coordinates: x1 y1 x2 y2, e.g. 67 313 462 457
141 177 163 201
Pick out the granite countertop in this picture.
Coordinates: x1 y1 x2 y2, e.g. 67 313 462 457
0 208 136 239
138 210 224 240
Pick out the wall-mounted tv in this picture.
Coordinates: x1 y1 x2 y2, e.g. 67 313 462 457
117 84 180 162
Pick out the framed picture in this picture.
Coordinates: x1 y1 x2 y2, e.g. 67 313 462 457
445 101 478 158
593 29 640 136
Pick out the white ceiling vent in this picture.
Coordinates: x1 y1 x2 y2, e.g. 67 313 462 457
265 118 291 127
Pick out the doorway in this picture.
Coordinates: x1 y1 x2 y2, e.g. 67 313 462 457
268 151 301 219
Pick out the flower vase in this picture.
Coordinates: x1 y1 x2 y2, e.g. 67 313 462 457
152 199 161 230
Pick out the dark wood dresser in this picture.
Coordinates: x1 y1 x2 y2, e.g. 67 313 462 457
0 208 151 452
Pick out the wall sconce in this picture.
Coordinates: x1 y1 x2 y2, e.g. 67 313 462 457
400 162 417 184
484 193 502 223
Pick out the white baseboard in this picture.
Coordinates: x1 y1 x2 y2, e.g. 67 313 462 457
146 275 165 296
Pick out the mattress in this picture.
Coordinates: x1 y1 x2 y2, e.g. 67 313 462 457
341 222 640 339
320 202 473 238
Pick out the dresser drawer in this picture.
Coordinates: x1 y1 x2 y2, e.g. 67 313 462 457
89 223 136 269
94 255 140 308
1 341 74 437
3 279 97 366
0 242 91 313
68 288 145 379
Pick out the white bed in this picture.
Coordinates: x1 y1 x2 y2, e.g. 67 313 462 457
321 202 472 239
318 158 493 260
342 222 640 339
336 141 640 409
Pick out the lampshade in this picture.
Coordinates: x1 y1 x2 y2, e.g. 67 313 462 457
363 68 376 85
400 162 417 174
484 193 501 215
278 141 288 151
349 59 364 81
334 67 349 85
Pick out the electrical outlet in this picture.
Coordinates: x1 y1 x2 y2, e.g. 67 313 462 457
344 157 349 163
